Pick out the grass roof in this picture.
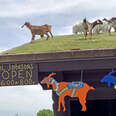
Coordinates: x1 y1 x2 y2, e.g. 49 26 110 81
2 33 116 54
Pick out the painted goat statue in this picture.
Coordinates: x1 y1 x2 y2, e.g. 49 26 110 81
100 71 116 89
41 73 95 112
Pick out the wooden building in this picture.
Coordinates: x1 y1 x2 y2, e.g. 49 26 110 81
0 48 116 116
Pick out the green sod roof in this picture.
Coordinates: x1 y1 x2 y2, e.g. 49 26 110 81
2 33 116 54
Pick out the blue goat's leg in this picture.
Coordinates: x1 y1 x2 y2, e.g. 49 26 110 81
108 81 111 87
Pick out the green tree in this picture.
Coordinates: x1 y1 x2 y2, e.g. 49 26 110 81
15 113 18 116
72 22 85 34
37 109 53 116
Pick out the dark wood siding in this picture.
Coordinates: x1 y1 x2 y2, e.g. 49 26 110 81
39 57 116 72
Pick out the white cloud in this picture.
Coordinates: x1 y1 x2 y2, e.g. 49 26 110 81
0 0 80 17
0 48 8 53
0 0 103 18
0 0 116 20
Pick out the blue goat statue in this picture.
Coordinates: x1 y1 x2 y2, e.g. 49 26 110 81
100 71 116 89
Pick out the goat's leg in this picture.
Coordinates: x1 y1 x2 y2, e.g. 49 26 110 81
57 96 62 112
61 96 66 112
90 32 92 40
78 97 87 111
45 33 49 40
108 26 111 35
108 30 111 35
108 28 111 35
89 26 93 40
84 29 87 39
49 31 54 40
31 35 35 43
85 31 87 40
40 35 44 38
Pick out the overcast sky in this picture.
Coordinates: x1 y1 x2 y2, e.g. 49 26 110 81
0 0 116 116
0 85 53 116
0 0 116 52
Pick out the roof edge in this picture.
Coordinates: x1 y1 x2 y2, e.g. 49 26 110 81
0 48 116 63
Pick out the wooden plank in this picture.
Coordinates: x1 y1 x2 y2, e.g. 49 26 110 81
39 57 116 72
87 87 116 100
1 48 116 63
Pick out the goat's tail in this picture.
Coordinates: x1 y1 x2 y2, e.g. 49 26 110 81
90 86 95 90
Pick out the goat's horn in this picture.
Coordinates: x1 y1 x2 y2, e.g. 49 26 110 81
21 24 25 28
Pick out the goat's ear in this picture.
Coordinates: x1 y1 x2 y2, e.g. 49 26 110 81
46 82 50 88
52 72 56 75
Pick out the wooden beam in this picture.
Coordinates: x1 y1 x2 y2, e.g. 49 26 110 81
0 48 116 63
39 57 116 72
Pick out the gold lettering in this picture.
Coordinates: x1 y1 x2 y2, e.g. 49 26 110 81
6 80 10 85
2 71 9 80
0 64 34 86
24 79 28 85
11 71 17 80
11 80 14 85
29 79 33 84
0 65 4 71
18 70 24 79
15 81 19 85
21 64 23 69
1 80 5 86
30 64 33 69
26 71 32 79
8 64 11 71
20 79 23 85
14 64 18 70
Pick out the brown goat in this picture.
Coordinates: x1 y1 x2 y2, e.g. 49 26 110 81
21 22 54 42
103 17 116 35
83 18 103 39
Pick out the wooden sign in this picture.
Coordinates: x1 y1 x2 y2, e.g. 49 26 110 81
0 63 38 86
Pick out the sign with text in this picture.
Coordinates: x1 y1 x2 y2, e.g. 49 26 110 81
0 63 38 86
